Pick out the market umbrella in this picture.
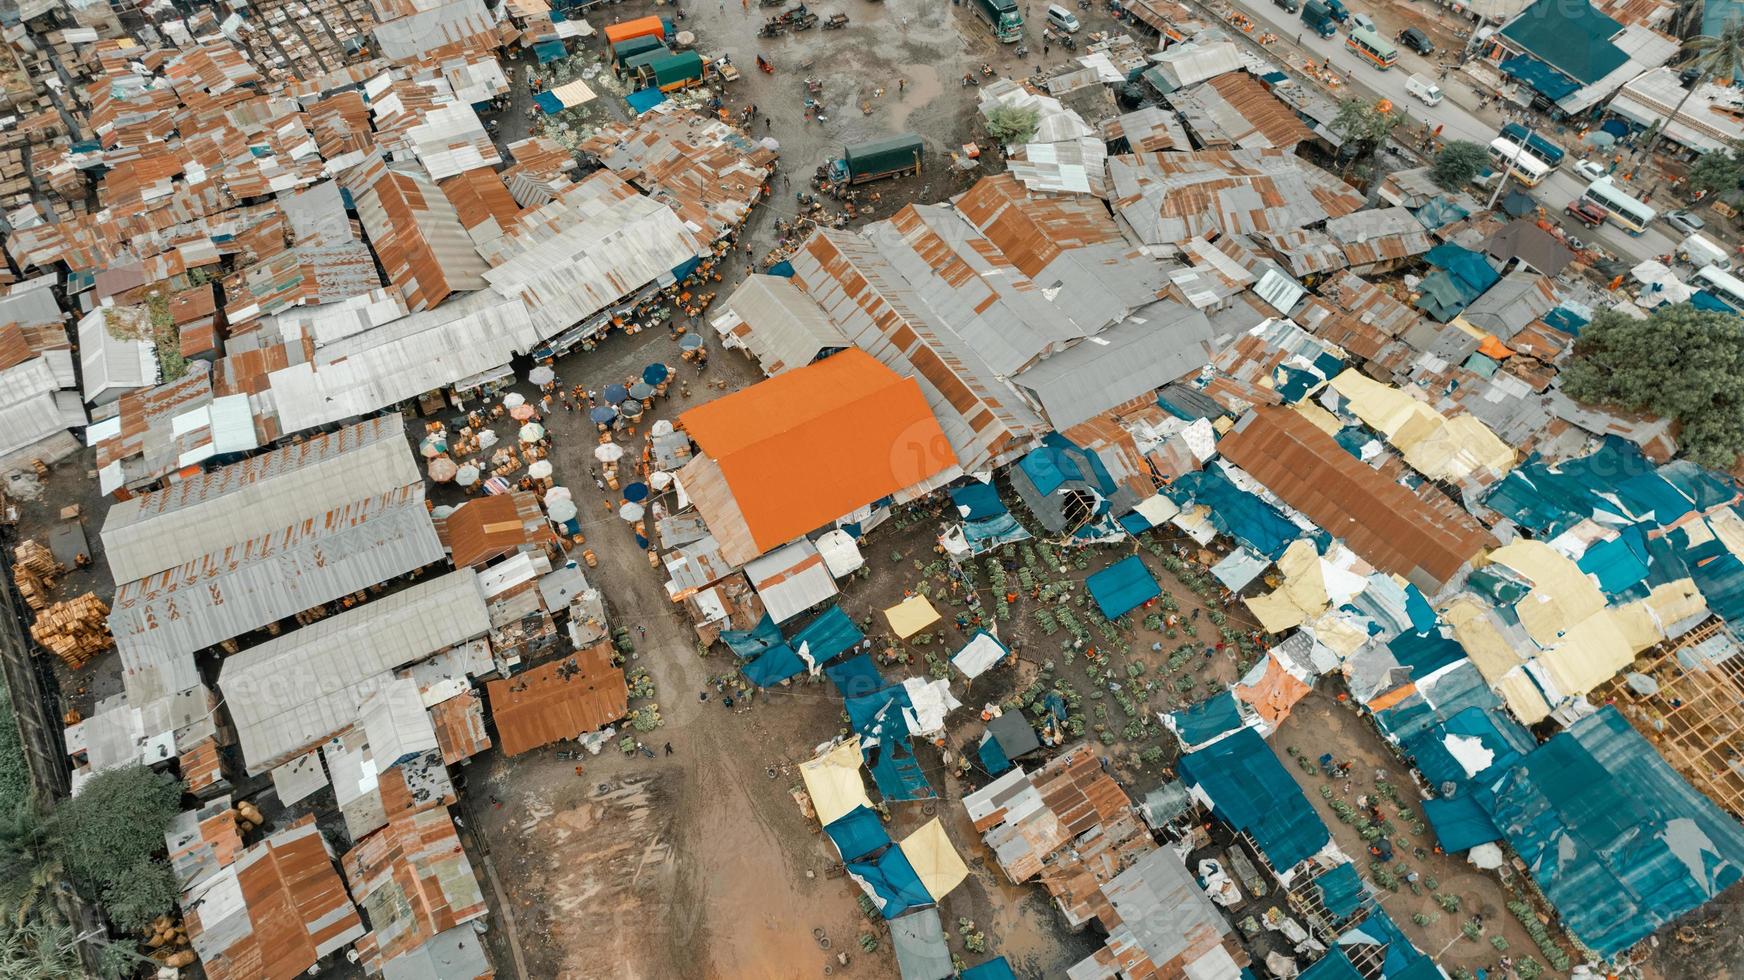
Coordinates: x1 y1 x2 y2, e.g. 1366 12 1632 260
477 429 499 449
603 383 629 404
590 405 617 424
679 334 704 352
1583 131 1616 150
528 459 553 479
594 443 625 463
421 440 444 458
503 392 526 409
547 498 578 523
456 464 481 487
519 422 546 443
642 363 670 385
650 419 675 436
623 481 649 502
619 399 644 420
529 365 556 386
545 486 572 503
510 403 536 421
619 502 645 521
649 470 673 490
629 381 654 401
432 505 456 519
428 456 458 482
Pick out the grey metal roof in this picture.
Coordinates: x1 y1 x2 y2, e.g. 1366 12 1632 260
278 179 353 246
714 274 848 376
1098 846 1235 968
1108 150 1365 247
220 569 491 774
372 0 498 60
889 908 953 980
1461 270 1559 340
1014 300 1213 430
379 925 493 980
102 415 420 583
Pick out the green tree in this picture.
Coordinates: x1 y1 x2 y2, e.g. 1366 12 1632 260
1686 140 1744 196
984 105 1040 146
48 766 181 933
1329 98 1402 173
1432 140 1490 190
1563 302 1744 468
1642 22 1744 166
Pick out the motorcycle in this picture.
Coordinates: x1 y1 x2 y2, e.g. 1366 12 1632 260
961 73 979 86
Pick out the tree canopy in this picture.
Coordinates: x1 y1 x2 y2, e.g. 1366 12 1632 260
47 766 181 933
1432 141 1489 190
984 105 1040 146
1686 141 1744 197
1563 302 1744 469
1330 99 1401 161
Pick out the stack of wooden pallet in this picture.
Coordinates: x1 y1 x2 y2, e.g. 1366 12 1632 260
12 540 63 611
30 593 112 669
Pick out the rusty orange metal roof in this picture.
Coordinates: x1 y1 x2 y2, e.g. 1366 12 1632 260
430 690 492 765
341 804 488 972
953 173 1131 280
433 490 557 568
486 642 628 756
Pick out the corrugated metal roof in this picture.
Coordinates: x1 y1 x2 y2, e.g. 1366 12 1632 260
76 304 160 404
744 538 839 624
1171 71 1313 151
342 804 487 972
1101 105 1190 152
1107 149 1365 247
579 109 776 248
406 103 502 181
485 641 628 755
712 274 848 376
1461 270 1560 340
1323 206 1435 270
1013 300 1214 430
345 155 488 312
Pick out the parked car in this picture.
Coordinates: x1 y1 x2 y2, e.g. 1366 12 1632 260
1405 73 1442 105
1397 27 1432 54
1044 3 1080 32
1565 199 1608 228
1346 11 1375 33
1573 158 1607 181
1273 0 1301 11
1664 208 1706 235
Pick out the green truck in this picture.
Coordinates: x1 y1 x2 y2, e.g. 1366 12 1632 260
1300 0 1338 37
828 133 924 185
971 0 1024 42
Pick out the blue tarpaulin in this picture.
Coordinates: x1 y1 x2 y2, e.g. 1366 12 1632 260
1498 55 1580 101
959 513 1032 555
790 605 864 665
845 685 912 740
1167 467 1305 559
767 259 796 277
1315 863 1365 920
1483 438 1658 536
1577 525 1651 595
1167 691 1245 750
961 958 1018 980
978 732 1012 774
720 613 783 659
1387 629 1465 679
535 39 568 62
1693 289 1736 313
824 805 891 862
1403 707 1533 793
1086 556 1161 620
1425 244 1500 295
1542 306 1588 334
846 844 933 919
625 87 667 114
1178 728 1330 871
824 654 885 700
1403 585 1437 633
533 90 563 114
1423 794 1504 852
742 644 806 686
868 734 935 802
950 482 1007 520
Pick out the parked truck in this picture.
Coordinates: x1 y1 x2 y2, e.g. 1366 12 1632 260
971 0 1024 42
827 133 924 185
1300 0 1338 37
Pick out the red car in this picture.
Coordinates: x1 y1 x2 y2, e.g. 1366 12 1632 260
1565 200 1608 229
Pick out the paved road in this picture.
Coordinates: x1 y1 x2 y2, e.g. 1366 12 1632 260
1216 0 1680 264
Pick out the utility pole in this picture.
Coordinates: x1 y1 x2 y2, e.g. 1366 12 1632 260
1486 124 1537 212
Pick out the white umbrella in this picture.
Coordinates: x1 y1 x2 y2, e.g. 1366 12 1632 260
503 392 526 409
650 419 675 436
519 422 546 443
594 443 625 463
544 486 572 503
529 365 556 386
547 498 578 523
649 470 673 490
528 459 553 479
477 429 499 448
619 502 645 521
456 464 481 487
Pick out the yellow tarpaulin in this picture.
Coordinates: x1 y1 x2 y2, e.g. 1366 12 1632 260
1538 609 1634 697
1442 596 1525 682
799 736 872 826
898 817 969 901
1490 540 1606 647
1244 540 1327 633
1329 369 1515 482
885 595 941 639
1494 667 1551 725
1293 401 1344 437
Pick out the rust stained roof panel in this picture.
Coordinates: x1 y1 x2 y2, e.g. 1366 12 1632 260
486 642 629 755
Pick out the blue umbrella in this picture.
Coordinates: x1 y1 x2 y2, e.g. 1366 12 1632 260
623 481 649 502
679 334 704 352
603 384 629 404
619 399 644 419
590 405 617 424
629 381 654 400
642 363 670 385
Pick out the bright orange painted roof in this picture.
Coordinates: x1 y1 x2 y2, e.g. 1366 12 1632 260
604 15 665 44
681 349 956 552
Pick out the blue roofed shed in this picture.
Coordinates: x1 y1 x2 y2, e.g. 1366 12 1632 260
825 804 891 862
1498 0 1627 87
1178 727 1331 871
1086 556 1162 620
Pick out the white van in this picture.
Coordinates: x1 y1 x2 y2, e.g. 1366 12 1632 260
1045 4 1080 32
1405 73 1442 106
1679 232 1732 272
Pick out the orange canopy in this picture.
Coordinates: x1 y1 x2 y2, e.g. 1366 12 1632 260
604 15 665 44
680 350 957 554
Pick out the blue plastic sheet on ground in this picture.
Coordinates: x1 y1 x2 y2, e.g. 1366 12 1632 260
1577 525 1651 595
791 605 864 665
534 90 563 114
978 732 1012 774
535 39 568 62
1167 691 1245 749
1403 706 1532 793
1387 630 1464 679
846 843 933 919
742 644 806 686
1167 467 1304 559
1086 555 1161 619
625 87 667 114
961 957 1018 980
1300 949 1364 980
720 613 784 659
1423 794 1504 852
824 654 886 700
960 513 1032 555
824 804 891 862
845 685 912 741
1178 727 1330 870
950 482 1007 520
868 734 935 802
1315 863 1365 920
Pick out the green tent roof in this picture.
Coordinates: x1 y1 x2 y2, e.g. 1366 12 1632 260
1499 0 1627 86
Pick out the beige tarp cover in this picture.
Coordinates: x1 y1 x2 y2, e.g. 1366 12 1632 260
884 595 941 639
1293 401 1344 437
799 736 872 825
1329 370 1514 482
1245 540 1327 633
1489 540 1606 647
898 817 969 901
1493 667 1551 725
1442 596 1525 681
1538 578 1707 696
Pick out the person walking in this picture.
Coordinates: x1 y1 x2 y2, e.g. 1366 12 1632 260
664 742 674 755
